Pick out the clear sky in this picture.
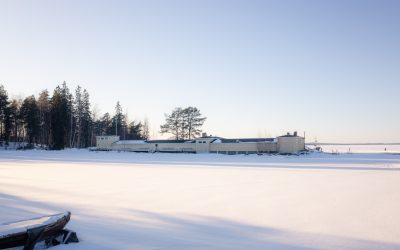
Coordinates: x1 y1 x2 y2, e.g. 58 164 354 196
1 0 399 143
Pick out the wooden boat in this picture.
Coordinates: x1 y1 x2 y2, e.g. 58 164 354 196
0 211 71 250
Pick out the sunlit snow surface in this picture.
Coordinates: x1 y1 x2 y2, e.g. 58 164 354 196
1 150 400 249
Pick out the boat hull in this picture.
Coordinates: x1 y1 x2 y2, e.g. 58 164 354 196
0 211 71 249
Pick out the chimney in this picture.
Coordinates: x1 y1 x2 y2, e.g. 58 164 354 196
294 131 298 137
202 132 208 137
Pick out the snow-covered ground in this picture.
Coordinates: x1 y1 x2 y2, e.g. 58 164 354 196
1 150 400 249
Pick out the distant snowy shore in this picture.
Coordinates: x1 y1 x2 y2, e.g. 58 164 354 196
309 144 400 154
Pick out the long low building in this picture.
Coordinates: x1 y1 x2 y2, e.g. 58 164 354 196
96 132 305 154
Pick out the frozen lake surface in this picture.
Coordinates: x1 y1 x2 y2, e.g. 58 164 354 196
313 144 400 154
1 150 400 249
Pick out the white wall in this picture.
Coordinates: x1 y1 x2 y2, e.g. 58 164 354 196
277 137 305 154
96 136 120 150
210 142 277 153
97 136 305 154
111 142 197 153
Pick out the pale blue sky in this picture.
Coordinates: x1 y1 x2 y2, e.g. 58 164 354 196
1 0 399 142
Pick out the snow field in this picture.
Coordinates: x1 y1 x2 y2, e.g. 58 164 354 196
1 150 400 249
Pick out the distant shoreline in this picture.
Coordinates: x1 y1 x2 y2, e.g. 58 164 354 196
306 143 400 145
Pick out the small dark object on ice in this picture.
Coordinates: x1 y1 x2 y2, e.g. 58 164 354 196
0 211 78 250
45 229 79 247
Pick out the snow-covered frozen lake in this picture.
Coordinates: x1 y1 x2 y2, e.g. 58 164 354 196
315 144 400 154
1 150 400 249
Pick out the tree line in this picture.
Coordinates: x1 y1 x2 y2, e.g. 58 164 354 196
0 82 207 150
0 82 150 149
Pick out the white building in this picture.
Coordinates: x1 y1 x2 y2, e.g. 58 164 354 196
96 132 305 154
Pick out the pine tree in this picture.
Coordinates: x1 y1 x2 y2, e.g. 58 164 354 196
113 101 125 137
90 105 101 146
74 86 83 148
141 118 150 140
127 121 143 140
160 107 184 140
182 107 206 140
0 85 10 144
50 86 69 150
8 99 20 144
81 89 92 147
59 82 74 148
37 90 51 148
100 112 114 135
160 107 206 140
20 95 40 144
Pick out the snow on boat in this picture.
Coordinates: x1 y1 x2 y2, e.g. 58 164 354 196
0 211 71 249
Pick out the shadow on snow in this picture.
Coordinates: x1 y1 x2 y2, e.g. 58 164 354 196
1 193 399 250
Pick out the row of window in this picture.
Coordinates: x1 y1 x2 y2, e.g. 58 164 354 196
99 137 117 141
